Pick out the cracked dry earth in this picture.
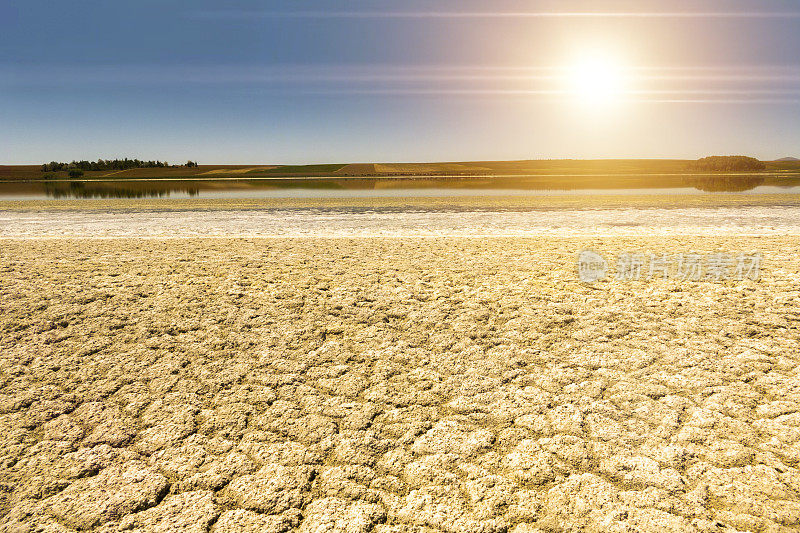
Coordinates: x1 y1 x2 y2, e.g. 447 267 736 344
1 237 799 533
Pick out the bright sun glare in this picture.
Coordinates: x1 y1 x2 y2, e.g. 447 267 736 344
565 54 627 106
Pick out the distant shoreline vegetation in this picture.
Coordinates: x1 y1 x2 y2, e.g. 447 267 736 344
41 159 198 173
687 156 766 172
0 156 791 185
37 156 770 176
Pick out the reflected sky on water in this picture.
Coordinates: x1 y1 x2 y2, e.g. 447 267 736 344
1 177 800 200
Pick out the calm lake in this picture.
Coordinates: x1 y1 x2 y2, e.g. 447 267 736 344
4 177 800 238
1 177 800 200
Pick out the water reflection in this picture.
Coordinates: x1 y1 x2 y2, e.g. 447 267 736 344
44 181 200 199
683 176 765 192
0 176 798 200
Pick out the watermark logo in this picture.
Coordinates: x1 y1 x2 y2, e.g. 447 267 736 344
577 250 761 282
577 249 608 283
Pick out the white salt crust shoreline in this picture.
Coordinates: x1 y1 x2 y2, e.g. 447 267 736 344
2 205 800 238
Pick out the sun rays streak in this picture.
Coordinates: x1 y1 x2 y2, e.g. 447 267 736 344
191 10 800 20
4 64 798 104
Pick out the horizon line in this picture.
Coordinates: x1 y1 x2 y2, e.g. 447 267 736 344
5 156 798 166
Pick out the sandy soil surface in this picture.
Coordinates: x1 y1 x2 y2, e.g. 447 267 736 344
1 237 799 532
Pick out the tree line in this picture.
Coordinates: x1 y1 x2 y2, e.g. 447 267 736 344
687 156 765 172
41 159 198 172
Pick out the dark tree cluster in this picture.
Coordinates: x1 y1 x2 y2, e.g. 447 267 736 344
687 156 766 172
40 158 198 172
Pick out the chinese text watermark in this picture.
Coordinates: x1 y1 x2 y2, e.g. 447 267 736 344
577 250 761 283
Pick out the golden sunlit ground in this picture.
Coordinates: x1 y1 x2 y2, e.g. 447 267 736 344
1 237 799 532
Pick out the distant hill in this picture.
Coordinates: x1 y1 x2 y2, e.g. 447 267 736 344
776 157 799 162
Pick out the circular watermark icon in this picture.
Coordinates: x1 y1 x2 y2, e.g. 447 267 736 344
577 249 608 283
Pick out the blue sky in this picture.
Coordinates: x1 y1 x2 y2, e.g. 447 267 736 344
2 0 800 164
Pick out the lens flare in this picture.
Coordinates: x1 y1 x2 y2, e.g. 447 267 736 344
565 55 628 106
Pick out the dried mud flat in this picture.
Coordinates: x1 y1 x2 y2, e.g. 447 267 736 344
1 237 799 532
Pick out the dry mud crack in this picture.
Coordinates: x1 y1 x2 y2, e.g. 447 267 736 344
1 237 799 532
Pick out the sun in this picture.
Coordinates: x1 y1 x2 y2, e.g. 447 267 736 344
564 54 628 106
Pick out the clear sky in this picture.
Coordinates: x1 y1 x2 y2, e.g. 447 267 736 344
2 0 800 164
